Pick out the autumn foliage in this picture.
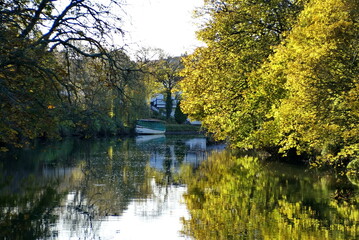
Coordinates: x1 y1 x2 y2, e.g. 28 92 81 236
180 0 359 166
0 0 148 149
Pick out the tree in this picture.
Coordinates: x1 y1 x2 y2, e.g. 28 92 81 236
180 0 305 143
181 0 359 166
0 0 126 147
54 45 149 137
153 57 183 119
174 100 188 124
259 0 359 164
139 49 184 119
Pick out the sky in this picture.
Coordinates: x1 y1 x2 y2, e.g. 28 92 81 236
122 0 205 57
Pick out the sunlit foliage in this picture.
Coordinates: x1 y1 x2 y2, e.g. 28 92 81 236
180 0 359 165
181 0 305 143
262 0 359 165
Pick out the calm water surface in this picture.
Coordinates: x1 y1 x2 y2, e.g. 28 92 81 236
0 136 358 240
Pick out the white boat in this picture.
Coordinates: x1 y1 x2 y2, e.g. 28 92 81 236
135 119 166 134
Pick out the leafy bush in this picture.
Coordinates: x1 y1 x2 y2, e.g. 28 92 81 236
174 101 187 124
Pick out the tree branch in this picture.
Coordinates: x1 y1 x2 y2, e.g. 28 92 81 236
19 0 52 39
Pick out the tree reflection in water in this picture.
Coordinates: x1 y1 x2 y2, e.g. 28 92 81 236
52 139 157 238
3 138 355 239
0 136 210 239
0 140 82 239
182 151 358 240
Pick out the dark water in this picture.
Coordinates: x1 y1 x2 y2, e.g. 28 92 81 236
0 136 358 240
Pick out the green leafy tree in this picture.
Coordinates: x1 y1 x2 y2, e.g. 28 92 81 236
0 0 127 147
140 49 183 119
180 0 305 144
56 47 148 137
155 56 183 119
174 100 188 124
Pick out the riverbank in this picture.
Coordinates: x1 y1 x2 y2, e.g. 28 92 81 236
165 123 203 135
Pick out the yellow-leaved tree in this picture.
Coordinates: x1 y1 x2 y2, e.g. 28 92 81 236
259 0 359 165
181 0 305 144
181 0 359 166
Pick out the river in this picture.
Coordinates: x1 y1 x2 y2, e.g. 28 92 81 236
0 136 357 239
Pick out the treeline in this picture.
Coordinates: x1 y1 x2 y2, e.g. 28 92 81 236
54 48 150 138
0 0 184 150
180 0 359 166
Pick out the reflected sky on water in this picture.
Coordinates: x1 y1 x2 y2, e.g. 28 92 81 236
55 180 189 240
0 135 219 239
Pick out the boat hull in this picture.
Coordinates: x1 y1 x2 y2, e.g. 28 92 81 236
135 119 166 135
135 125 166 134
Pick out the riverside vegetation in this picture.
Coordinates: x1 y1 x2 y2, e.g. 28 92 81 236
1 0 359 170
180 0 359 168
1 1 357 239
0 0 188 150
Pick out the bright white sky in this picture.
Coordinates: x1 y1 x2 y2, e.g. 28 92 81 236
122 0 204 57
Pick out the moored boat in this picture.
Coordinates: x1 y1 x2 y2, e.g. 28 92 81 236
135 119 166 134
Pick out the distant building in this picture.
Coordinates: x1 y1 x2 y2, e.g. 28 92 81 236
150 94 178 117
150 93 201 125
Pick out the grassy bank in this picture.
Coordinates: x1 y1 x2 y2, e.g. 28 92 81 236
165 123 202 134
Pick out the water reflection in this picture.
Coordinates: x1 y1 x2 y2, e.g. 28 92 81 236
136 135 208 170
1 138 357 240
347 159 359 187
182 151 359 240
0 136 212 239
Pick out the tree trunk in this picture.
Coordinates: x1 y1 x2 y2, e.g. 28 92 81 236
165 90 172 119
